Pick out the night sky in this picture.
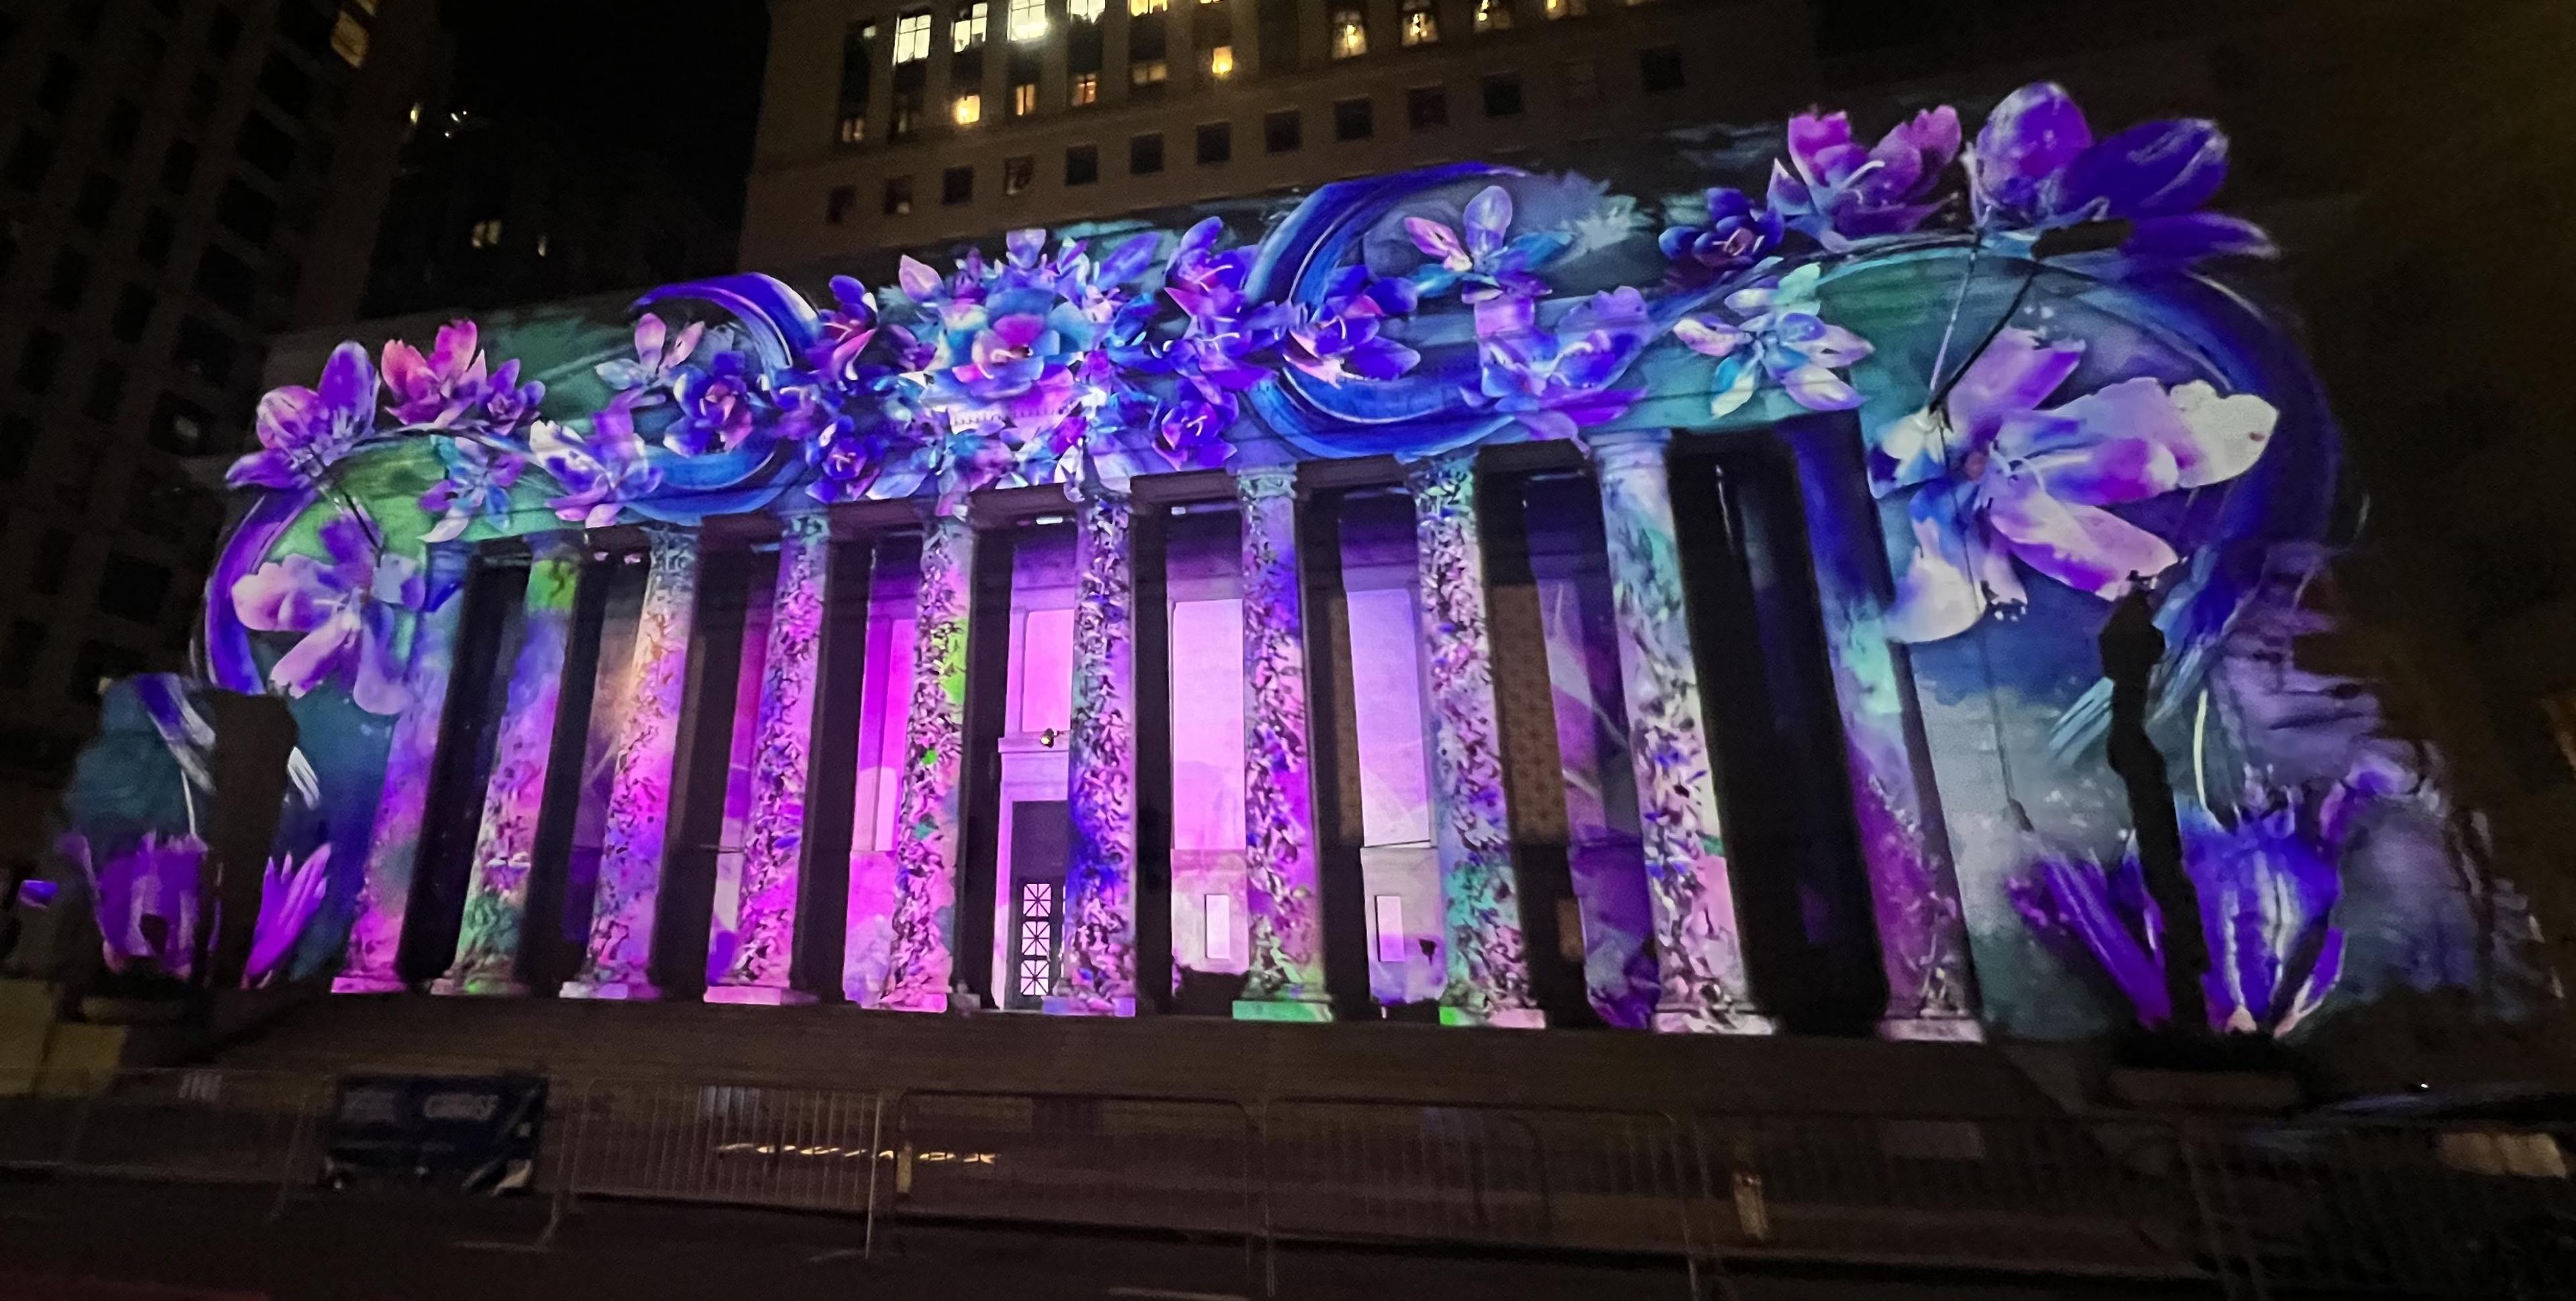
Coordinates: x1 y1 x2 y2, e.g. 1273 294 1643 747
437 0 771 229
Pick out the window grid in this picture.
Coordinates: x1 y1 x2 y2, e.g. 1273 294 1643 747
894 11 931 62
1010 0 1049 40
1331 7 1366 58
1400 0 1437 46
953 1 988 50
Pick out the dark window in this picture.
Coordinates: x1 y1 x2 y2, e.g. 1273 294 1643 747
72 174 117 230
131 29 166 78
186 72 219 119
136 209 175 266
160 140 198 192
839 21 874 109
258 53 313 117
1481 72 1523 117
84 360 123 422
173 317 235 384
44 251 89 310
272 0 330 55
1256 0 1299 74
30 529 71 595
15 331 63 394
1196 121 1232 165
68 1 105 40
97 554 172 625
102 99 141 158
825 184 856 225
883 176 913 215
1406 84 1447 130
112 285 155 343
1002 154 1034 195
1129 132 1163 176
4 131 54 191
70 640 146 702
150 394 211 453
890 87 924 140
1264 109 1302 153
0 622 42 689
235 114 296 180
1065 144 1099 186
1333 97 1373 142
217 179 277 243
1638 44 1682 93
193 246 257 315
36 55 78 117
0 412 30 479
942 164 974 204
208 7 242 57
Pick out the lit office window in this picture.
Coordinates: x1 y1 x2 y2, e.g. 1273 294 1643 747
1474 0 1511 30
1545 0 1585 15
1400 0 1437 46
894 11 931 62
468 217 502 249
1012 80 1038 116
838 114 866 144
1331 7 1366 57
1068 0 1106 20
1130 0 1168 13
329 9 370 66
953 1 988 50
954 92 983 125
1206 44 1234 77
1131 58 1167 87
1071 72 1099 105
1010 0 1049 41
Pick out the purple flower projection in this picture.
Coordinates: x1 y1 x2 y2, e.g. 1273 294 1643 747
1462 289 1651 441
62 831 206 979
1766 107 1961 247
595 313 708 404
418 436 526 543
1674 264 1874 418
229 342 378 490
1871 328 2278 643
667 351 765 455
1967 82 2273 262
1284 268 1421 386
245 842 331 988
231 510 425 715
532 402 661 527
382 321 542 434
2010 772 2382 1037
1658 187 1784 288
1405 185 1570 306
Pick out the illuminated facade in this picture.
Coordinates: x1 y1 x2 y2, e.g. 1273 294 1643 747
55 82 2560 1045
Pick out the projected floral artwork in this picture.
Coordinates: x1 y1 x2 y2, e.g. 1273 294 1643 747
57 78 2538 1045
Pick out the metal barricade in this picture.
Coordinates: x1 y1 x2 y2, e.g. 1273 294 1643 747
59 1068 323 1188
1260 1098 1554 1248
553 1078 881 1217
1686 1112 2204 1279
2194 1119 2576 1296
881 1090 1260 1237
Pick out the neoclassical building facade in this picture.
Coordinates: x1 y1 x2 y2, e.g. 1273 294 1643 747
56 83 2551 1047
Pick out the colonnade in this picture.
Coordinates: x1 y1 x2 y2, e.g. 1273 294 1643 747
331 435 1984 1038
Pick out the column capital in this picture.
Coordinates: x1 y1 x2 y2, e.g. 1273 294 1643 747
1235 462 1302 502
1587 427 1674 465
779 508 834 543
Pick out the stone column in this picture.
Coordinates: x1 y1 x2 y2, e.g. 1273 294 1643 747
334 543 473 993
1049 490 1138 1015
1787 433 1982 1040
434 534 587 997
871 512 977 1011
708 511 833 1005
1589 429 1775 1034
1233 464 1330 1021
563 526 702 1001
1406 449 1542 1029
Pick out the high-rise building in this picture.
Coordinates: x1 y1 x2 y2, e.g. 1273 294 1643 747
360 109 734 319
0 0 441 863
